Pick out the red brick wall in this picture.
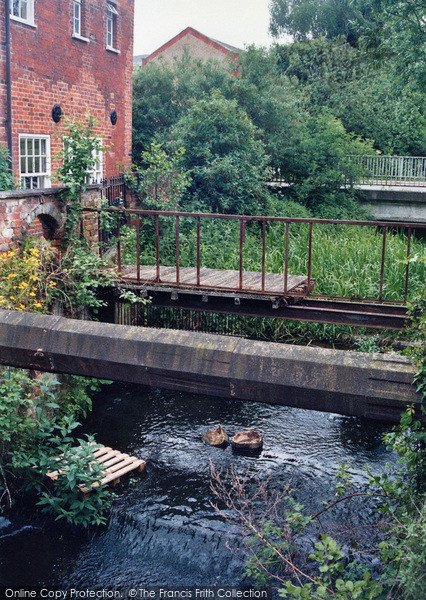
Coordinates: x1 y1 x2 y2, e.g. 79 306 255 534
0 0 134 183
0 186 103 251
142 27 239 71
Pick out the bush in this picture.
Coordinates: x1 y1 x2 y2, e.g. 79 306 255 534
0 241 53 313
169 92 272 215
0 368 112 526
0 144 14 191
129 142 191 210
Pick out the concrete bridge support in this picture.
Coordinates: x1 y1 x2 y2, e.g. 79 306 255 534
0 310 420 422
357 186 426 223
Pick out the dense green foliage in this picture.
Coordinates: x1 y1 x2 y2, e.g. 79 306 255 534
269 0 426 88
132 0 424 218
132 51 377 217
275 38 425 156
128 142 191 210
269 0 374 45
0 369 112 526
0 144 14 191
169 93 272 214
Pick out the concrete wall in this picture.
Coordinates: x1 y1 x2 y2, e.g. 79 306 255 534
0 310 420 422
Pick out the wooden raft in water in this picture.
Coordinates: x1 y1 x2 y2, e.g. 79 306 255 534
46 445 146 497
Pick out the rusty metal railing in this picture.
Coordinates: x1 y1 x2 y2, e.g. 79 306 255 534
85 207 425 306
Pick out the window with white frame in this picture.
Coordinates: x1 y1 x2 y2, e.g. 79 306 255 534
62 137 103 184
86 145 104 184
73 0 82 36
106 1 118 50
10 0 34 25
19 135 51 190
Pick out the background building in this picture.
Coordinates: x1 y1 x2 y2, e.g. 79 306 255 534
0 0 134 189
140 27 240 70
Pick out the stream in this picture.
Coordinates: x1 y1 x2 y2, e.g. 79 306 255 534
0 381 395 592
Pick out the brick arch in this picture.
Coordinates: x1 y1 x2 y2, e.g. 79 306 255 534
24 202 65 241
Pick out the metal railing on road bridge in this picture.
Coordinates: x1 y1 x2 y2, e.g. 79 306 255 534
348 155 426 187
272 155 426 188
83 207 426 313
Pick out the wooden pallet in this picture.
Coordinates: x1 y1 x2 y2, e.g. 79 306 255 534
46 445 146 497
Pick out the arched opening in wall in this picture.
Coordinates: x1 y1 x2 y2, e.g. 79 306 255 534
37 214 61 240
26 214 60 240
25 203 65 243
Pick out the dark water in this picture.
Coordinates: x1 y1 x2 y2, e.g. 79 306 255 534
0 382 394 590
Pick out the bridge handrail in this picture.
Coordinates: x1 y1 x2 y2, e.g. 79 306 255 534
272 155 426 187
83 206 425 306
348 154 426 187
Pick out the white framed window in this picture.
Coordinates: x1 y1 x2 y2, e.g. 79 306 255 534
10 0 35 26
19 135 51 190
106 1 118 50
62 137 103 184
73 0 82 36
86 145 104 184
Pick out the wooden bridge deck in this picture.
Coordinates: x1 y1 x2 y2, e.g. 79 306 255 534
119 265 313 297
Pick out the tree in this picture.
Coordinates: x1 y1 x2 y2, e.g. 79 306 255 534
234 46 304 170
169 92 272 215
132 51 236 162
361 0 426 89
275 38 426 155
269 0 374 46
131 142 191 210
132 62 179 162
283 112 375 215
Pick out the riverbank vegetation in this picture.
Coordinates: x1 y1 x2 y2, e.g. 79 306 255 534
0 122 121 525
120 203 425 304
0 231 117 525
0 368 113 526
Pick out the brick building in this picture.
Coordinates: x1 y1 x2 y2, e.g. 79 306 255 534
0 0 134 189
140 27 240 71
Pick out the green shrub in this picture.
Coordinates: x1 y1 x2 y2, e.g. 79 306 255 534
0 144 14 191
0 368 112 526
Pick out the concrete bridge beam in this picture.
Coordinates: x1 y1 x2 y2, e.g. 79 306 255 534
0 310 420 422
357 186 426 222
